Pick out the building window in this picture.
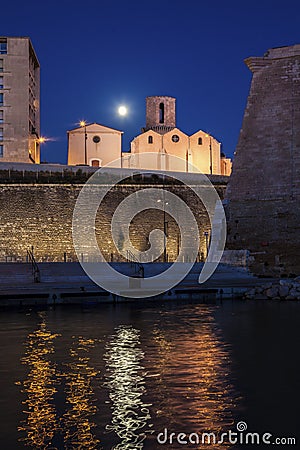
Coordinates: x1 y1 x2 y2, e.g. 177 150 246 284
171 134 180 142
148 135 153 144
0 76 3 89
91 159 100 167
0 93 3 105
0 59 3 72
198 137 203 145
0 145 3 157
159 102 164 124
0 39 7 55
0 128 3 141
0 111 3 123
93 135 101 143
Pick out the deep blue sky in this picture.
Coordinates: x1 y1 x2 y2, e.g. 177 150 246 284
3 0 300 163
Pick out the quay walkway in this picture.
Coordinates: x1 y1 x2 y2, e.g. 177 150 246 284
0 262 276 306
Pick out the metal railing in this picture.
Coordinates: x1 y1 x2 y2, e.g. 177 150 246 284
27 249 41 283
126 250 144 278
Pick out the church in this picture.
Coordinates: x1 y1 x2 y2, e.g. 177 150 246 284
67 122 122 167
67 96 231 175
121 96 232 175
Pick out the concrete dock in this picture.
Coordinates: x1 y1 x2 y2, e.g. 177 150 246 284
0 262 276 306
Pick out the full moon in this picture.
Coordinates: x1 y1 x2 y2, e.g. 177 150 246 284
118 105 127 116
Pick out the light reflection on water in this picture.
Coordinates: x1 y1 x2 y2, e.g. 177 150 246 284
62 336 100 449
17 311 61 449
103 325 153 449
15 304 241 449
145 307 240 449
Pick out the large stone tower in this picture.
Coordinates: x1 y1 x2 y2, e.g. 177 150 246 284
142 96 176 134
226 45 300 276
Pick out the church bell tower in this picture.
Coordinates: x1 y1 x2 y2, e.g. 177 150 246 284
142 96 176 134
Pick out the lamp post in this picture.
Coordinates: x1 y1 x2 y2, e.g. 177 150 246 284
209 136 212 175
156 200 168 262
206 133 213 175
163 204 168 263
162 173 169 262
31 136 46 163
157 178 168 263
204 231 209 259
80 120 87 165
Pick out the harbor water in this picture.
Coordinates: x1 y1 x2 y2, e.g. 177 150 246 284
0 299 299 449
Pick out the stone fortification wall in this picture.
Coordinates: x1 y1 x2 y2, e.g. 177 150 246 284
0 178 227 263
226 45 300 276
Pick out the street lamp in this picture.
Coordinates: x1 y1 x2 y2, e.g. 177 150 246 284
204 231 209 259
209 136 212 174
206 133 213 175
157 199 168 262
80 120 88 165
163 203 169 263
30 136 46 163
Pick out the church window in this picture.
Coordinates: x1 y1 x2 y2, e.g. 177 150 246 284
148 135 153 144
159 103 164 124
198 137 203 145
93 135 101 143
172 134 180 142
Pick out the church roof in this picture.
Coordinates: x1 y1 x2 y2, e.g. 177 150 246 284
68 122 123 134
190 129 221 143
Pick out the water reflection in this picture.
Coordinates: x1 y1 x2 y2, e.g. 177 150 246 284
148 306 241 448
62 336 100 449
104 325 153 449
15 306 241 450
17 311 60 449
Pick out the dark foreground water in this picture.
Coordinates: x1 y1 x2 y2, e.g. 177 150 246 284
0 300 299 449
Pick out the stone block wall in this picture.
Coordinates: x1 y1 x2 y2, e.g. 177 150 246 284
226 45 300 276
0 181 226 263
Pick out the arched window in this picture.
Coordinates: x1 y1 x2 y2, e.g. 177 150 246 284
198 137 203 145
159 103 164 124
148 135 153 144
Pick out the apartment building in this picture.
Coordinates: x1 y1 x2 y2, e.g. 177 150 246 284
0 36 40 163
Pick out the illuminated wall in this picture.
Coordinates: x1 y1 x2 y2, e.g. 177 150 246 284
0 181 227 262
124 130 223 175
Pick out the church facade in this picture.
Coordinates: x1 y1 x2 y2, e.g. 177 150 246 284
67 122 123 167
122 96 231 175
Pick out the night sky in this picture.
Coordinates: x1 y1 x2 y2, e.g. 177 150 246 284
2 0 300 163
